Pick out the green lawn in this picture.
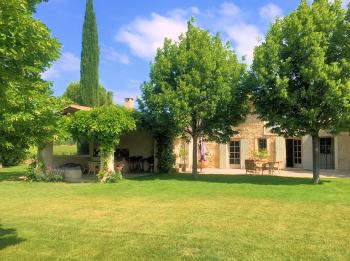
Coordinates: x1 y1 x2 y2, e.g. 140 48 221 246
1 166 350 260
53 144 77 156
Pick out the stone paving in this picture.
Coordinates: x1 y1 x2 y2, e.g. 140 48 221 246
195 168 350 179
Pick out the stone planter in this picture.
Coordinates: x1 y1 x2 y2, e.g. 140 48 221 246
63 167 82 183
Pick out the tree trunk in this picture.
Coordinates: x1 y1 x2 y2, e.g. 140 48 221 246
312 134 321 184
36 145 46 172
100 147 115 173
192 134 198 179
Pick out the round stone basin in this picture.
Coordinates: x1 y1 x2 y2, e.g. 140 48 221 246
62 167 82 183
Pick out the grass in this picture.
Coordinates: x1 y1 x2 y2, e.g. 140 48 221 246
53 144 77 156
1 166 350 260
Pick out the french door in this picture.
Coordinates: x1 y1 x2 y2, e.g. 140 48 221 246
320 138 335 169
286 139 302 168
229 140 241 168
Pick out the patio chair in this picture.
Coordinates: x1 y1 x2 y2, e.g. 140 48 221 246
262 161 282 175
245 160 264 175
87 161 99 176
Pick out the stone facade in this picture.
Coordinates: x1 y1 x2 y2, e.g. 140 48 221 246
175 115 350 171
174 114 282 170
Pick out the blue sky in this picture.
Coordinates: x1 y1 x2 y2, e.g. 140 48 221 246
36 0 350 104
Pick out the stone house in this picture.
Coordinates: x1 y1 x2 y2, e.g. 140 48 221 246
174 114 350 171
41 100 350 173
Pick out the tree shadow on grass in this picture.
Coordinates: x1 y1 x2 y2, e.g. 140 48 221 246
0 171 25 182
131 173 330 186
0 225 25 250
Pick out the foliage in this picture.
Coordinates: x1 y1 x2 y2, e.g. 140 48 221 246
249 0 350 183
0 153 27 167
80 0 99 107
253 149 269 160
97 170 123 183
63 81 113 106
67 105 136 149
139 19 249 177
67 105 136 176
178 143 188 165
0 0 62 166
156 134 176 173
26 165 64 183
135 108 177 174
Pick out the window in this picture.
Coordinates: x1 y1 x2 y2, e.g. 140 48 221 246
258 139 267 152
320 138 332 154
229 140 241 165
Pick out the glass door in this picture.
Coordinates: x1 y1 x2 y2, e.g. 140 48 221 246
229 140 241 168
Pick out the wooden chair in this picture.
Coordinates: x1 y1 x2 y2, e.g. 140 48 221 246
87 161 99 176
245 160 265 175
245 160 255 174
263 161 282 175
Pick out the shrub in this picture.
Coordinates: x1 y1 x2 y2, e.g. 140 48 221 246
26 166 64 183
97 170 123 183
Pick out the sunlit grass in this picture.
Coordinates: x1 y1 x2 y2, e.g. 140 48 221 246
53 144 77 156
0 166 349 260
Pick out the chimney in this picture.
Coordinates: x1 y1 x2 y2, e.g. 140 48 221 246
124 97 135 109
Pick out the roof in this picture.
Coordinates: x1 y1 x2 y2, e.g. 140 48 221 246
63 104 92 115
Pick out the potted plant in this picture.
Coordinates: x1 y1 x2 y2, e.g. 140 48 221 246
253 149 269 161
179 145 188 172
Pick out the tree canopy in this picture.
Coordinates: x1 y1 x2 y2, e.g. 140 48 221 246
249 0 350 183
80 0 99 107
63 81 113 106
0 0 61 165
140 19 249 177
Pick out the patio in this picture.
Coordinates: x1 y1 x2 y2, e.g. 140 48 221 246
183 168 350 179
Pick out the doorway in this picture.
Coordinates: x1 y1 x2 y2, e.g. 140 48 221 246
229 140 241 169
320 138 335 169
286 139 302 168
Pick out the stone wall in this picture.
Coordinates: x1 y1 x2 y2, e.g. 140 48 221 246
336 133 350 170
173 116 350 171
232 114 277 163
174 115 279 170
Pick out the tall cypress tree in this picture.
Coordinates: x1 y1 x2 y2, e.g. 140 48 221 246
80 0 99 107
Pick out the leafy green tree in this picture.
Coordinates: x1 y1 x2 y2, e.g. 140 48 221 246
0 0 61 166
67 106 136 179
140 20 249 177
249 0 350 183
80 0 99 107
63 82 113 106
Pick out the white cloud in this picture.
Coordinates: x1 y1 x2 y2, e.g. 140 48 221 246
225 23 263 64
116 3 263 65
219 2 240 16
259 3 283 22
42 52 80 80
101 45 130 64
116 7 199 60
